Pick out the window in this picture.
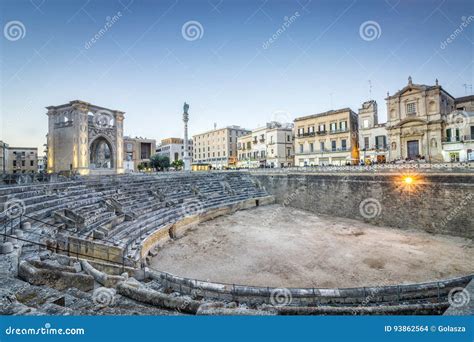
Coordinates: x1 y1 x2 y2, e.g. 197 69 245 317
364 137 369 149
375 136 386 149
363 120 369 129
22 160 25 166
446 129 452 142
319 124 325 132
407 102 416 115
331 141 336 151
310 143 314 152
330 123 336 132
287 148 291 157
341 139 347 150
30 160 34 166
299 144 304 153
340 121 347 131
320 142 325 151
287 135 290 142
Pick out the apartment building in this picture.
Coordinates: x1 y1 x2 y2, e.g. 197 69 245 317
156 138 193 163
237 122 294 168
123 136 156 172
294 108 359 166
358 100 388 164
193 126 250 169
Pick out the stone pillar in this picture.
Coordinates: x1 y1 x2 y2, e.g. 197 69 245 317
183 108 191 171
46 108 56 173
115 112 125 174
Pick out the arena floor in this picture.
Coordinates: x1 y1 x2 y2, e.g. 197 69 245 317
150 205 474 288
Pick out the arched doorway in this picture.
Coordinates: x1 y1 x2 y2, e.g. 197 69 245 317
89 137 114 169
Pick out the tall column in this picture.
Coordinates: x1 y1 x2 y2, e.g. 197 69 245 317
183 102 191 171
46 108 56 173
115 112 125 174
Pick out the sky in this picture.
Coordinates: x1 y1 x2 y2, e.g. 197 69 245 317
1 0 473 154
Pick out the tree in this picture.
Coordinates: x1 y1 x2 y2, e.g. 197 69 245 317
150 154 170 171
137 163 145 172
171 159 184 170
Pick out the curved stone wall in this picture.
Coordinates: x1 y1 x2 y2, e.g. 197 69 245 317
146 268 472 307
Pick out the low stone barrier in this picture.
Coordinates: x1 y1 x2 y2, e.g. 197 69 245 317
146 268 473 307
80 260 125 288
272 303 449 315
116 281 202 314
18 260 94 291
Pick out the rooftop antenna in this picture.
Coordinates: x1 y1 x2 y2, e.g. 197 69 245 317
368 80 372 99
463 84 472 95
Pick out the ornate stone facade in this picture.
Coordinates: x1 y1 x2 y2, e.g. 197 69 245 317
385 77 454 162
46 100 124 175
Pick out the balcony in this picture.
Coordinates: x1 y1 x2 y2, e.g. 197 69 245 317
361 145 388 151
442 137 462 143
329 128 349 134
296 147 351 155
297 132 315 138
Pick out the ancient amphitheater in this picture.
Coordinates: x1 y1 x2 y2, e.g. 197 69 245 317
0 168 473 315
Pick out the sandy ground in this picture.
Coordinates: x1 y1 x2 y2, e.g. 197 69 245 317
150 205 474 288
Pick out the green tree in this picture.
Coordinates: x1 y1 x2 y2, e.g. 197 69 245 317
150 154 170 171
137 163 145 172
171 159 184 170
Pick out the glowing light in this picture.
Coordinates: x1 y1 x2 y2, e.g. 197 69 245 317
404 176 414 185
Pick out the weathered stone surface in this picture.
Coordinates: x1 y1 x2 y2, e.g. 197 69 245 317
18 261 94 292
255 173 474 238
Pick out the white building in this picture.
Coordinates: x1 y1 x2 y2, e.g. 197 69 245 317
441 95 474 162
358 100 389 164
156 138 193 163
237 122 294 168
